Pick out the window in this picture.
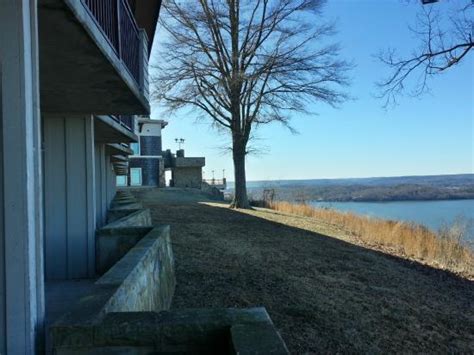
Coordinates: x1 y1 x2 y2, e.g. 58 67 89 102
130 168 142 186
130 142 140 156
116 175 127 186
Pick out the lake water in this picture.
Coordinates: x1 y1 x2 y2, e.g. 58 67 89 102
310 199 474 239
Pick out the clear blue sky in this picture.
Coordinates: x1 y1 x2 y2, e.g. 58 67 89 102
150 0 473 181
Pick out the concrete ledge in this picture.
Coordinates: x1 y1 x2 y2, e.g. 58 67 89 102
51 307 288 354
96 226 152 274
97 225 175 313
97 209 152 274
51 225 176 351
231 323 289 354
102 209 151 229
107 208 141 224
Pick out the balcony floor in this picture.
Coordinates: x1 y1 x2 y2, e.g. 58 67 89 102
39 0 149 115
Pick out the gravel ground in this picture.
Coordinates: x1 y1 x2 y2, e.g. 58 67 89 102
133 188 474 354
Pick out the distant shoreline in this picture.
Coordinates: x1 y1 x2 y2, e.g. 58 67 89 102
226 174 474 202
306 197 474 203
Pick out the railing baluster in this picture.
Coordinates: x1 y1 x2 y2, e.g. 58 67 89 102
82 0 142 87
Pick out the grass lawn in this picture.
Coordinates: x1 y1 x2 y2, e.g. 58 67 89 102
134 188 474 353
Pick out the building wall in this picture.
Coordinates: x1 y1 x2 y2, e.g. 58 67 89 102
106 153 117 206
129 157 163 186
140 135 162 155
95 143 108 228
0 63 5 355
0 1 44 352
43 115 96 280
140 121 163 136
172 167 202 188
94 143 117 229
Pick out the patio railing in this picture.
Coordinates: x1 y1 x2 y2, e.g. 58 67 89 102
83 0 142 88
111 115 135 132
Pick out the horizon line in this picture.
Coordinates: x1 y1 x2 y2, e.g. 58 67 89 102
224 172 474 183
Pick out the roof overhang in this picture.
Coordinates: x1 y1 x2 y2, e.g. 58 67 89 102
137 118 168 132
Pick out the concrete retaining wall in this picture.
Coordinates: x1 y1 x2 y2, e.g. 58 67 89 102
50 190 288 353
51 307 288 354
102 208 151 229
97 205 152 274
98 225 175 312
96 226 152 275
51 225 177 352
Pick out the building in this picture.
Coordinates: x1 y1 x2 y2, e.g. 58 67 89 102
0 0 161 352
118 117 207 189
119 117 168 187
165 149 206 188
1 1 288 353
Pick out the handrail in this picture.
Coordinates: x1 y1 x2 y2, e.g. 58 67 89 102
82 0 141 86
109 115 135 132
118 0 140 84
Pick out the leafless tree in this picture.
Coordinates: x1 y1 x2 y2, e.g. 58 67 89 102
377 0 473 107
152 0 351 208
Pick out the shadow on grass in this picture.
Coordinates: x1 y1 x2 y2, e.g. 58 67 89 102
139 193 474 353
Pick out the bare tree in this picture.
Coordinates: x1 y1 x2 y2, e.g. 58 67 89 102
377 0 473 107
152 0 351 208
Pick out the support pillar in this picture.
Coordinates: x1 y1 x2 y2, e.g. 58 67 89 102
0 0 44 353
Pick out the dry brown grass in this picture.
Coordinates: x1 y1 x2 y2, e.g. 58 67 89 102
134 189 474 353
266 201 474 278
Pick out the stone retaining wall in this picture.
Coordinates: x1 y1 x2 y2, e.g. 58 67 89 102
51 225 177 353
51 307 288 354
96 226 152 274
98 225 175 312
49 190 288 354
102 208 151 229
96 208 153 274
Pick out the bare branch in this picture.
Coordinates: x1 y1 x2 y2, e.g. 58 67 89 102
151 0 351 207
377 1 473 107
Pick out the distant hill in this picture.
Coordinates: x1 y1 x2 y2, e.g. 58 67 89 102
227 174 474 202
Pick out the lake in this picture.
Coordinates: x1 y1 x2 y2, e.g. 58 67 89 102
310 199 474 239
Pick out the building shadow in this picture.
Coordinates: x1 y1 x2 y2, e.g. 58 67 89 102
140 193 474 353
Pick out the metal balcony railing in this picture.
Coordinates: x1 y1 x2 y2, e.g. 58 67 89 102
83 0 141 87
119 115 134 130
110 115 135 131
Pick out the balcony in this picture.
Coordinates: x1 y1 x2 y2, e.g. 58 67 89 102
39 0 153 115
112 114 135 131
95 115 137 143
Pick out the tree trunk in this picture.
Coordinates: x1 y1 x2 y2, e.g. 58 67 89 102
230 140 250 209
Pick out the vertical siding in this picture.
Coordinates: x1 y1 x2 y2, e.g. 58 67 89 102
43 117 68 280
94 143 108 228
65 118 89 278
0 68 5 354
105 154 116 206
85 117 96 277
95 144 103 227
43 116 96 280
0 2 44 351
